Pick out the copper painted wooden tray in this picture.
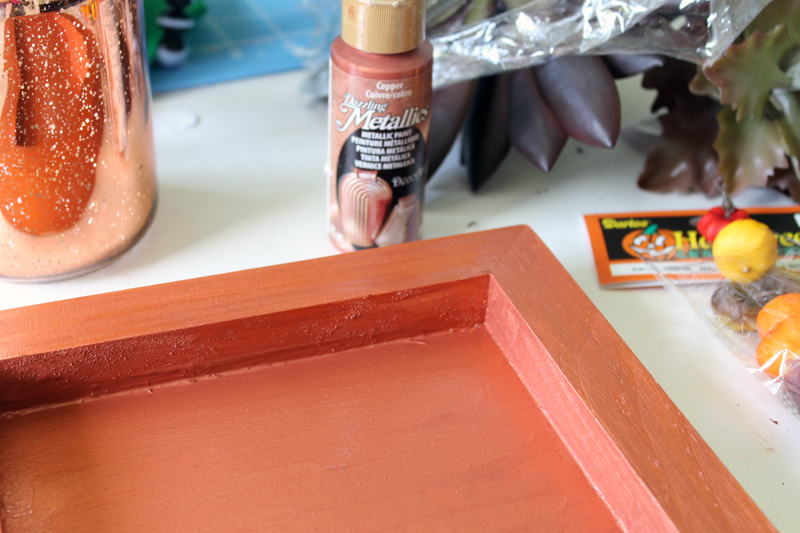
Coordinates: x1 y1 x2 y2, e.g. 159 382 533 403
0 226 774 532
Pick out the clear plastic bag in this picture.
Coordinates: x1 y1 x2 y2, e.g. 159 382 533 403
430 0 770 87
643 224 800 419
301 0 767 93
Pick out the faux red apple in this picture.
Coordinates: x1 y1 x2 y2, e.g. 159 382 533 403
697 206 749 243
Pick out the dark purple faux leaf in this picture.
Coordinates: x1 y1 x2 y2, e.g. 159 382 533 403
428 80 475 180
507 67 567 172
461 74 510 191
534 56 620 148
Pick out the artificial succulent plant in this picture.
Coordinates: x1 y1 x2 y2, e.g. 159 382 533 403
426 0 668 191
428 52 662 189
424 0 674 189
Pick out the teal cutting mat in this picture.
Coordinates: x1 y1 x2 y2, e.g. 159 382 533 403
149 0 331 93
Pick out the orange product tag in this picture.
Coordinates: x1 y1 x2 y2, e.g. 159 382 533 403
584 206 800 288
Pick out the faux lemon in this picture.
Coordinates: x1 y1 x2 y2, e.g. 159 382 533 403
712 219 778 283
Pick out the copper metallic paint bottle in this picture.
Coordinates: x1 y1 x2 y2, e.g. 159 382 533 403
327 0 432 252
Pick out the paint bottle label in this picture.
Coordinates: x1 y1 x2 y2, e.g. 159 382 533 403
327 64 431 252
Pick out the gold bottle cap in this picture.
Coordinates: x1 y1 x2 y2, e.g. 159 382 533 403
341 0 425 54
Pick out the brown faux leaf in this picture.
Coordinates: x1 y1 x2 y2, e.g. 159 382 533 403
715 106 789 194
638 93 721 196
746 0 800 39
772 89 800 174
641 57 698 113
689 69 721 99
767 168 800 202
704 25 794 121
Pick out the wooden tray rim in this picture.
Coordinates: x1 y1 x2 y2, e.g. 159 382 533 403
0 226 776 533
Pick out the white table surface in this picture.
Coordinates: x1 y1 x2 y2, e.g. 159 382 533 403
1 70 799 531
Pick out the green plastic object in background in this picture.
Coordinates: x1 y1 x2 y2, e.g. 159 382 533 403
146 0 318 93
144 0 207 64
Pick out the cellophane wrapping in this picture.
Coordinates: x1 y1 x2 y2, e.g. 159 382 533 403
643 248 800 419
428 0 769 87
301 0 769 92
